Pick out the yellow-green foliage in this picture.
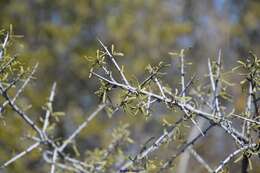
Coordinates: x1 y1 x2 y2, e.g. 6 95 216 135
0 0 259 172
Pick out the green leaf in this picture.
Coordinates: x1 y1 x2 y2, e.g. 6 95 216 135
52 112 66 117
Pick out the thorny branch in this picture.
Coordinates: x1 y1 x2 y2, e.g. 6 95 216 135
90 41 259 172
0 37 259 173
0 43 106 172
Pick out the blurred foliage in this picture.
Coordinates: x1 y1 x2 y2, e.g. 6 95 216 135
0 0 259 172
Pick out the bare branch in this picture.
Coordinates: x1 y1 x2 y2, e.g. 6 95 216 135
50 149 58 173
189 147 213 172
119 117 184 172
0 33 8 60
154 77 166 98
0 142 40 168
180 51 185 97
160 124 214 172
59 104 106 151
43 82 57 132
213 144 257 173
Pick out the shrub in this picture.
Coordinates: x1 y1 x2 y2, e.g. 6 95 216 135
0 33 259 173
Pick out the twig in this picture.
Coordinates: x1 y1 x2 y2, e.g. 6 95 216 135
231 113 260 125
0 142 40 168
119 117 184 172
97 39 130 86
208 54 221 118
43 82 57 132
59 104 106 151
0 56 18 73
159 124 214 172
0 33 8 60
43 151 83 173
50 149 58 173
0 85 43 139
213 144 257 173
189 147 213 172
180 52 185 97
154 77 166 98
241 75 253 173
0 63 38 113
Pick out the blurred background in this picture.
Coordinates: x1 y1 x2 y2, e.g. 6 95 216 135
0 0 259 172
